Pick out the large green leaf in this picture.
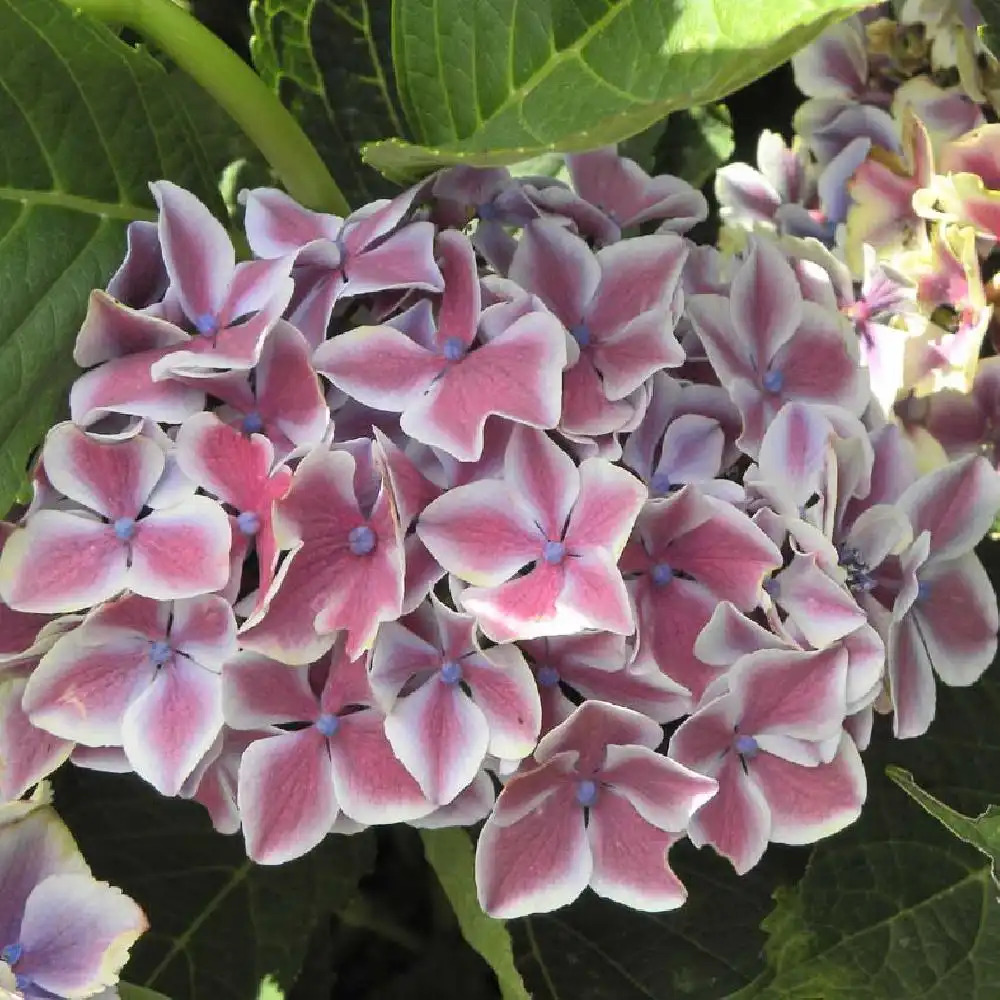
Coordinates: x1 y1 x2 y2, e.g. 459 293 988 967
55 768 376 1000
735 662 1000 998
250 0 404 205
509 842 808 1000
364 0 867 181
0 0 247 515
420 828 530 1000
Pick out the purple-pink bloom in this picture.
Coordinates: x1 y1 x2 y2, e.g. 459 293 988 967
0 800 146 999
23 593 236 795
417 426 646 642
669 647 865 874
225 644 432 864
369 595 541 804
0 423 232 613
475 701 717 917
314 230 567 461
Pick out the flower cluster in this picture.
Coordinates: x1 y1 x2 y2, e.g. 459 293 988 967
0 792 145 999
2 0 1000 930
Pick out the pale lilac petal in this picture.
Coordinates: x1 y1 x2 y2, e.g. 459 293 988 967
749 732 866 844
503 427 579 540
888 612 936 739
792 19 867 99
327 711 432 824
128 497 232 600
475 782 591 918
223 653 318 728
121 658 222 795
655 415 725 487
237 728 337 864
151 180 235 321
416 481 539 586
587 792 686 911
16 873 146 998
384 678 489 805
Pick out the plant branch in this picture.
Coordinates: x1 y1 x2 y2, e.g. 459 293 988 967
61 0 350 215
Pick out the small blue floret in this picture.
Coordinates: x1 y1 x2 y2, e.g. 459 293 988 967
575 779 599 807
237 511 261 536
762 370 784 394
242 411 264 435
348 525 377 556
442 336 466 361
114 517 136 542
536 665 560 687
650 471 673 495
149 641 172 666
1 943 23 966
440 660 463 685
194 313 219 337
570 323 592 348
651 562 674 586
542 540 566 565
917 580 933 602
734 733 759 758
316 713 340 738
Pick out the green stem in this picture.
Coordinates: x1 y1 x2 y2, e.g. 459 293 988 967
62 0 350 215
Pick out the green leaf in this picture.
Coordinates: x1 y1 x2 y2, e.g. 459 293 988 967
887 766 1000 887
510 842 808 1000
250 0 405 206
0 0 247 515
364 0 868 182
654 104 735 189
55 769 376 1000
420 828 531 1000
118 986 172 1000
737 668 1000 998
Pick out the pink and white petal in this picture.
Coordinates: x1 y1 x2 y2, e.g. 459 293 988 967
410 769 496 829
222 653 318 728
368 619 442 709
560 355 639 438
237 728 338 864
686 752 771 875
503 426 580 541
475 782 592 918
656 415 725 486
685 294 755 386
327 710 433 824
170 594 237 670
887 611 939 733
508 219 601 327
587 792 687 911
342 221 443 298
537 700 664 768
416 481 540 586
151 180 234 321
121 658 223 795
775 554 866 648
732 646 848 741
715 162 782 223
241 187 342 257
0 674 73 801
22 629 150 745
74 289 186 368
755 401 832 507
694 601 786 668
559 549 634 635
221 257 295 325
601 744 718 831
402 535 447 614
566 458 646 554
372 427 441 529
791 19 867 98
731 239 803 363
433 230 481 350
749 732 866 844
383 679 490 805
844 503 912 570
16 873 146 998
915 553 998 686
463 645 542 761
667 694 736 773
128 497 232 600
896 455 1000 563
43 423 163 520
313 324 444 412
401 311 566 461
460 563 566 643
594 307 686 400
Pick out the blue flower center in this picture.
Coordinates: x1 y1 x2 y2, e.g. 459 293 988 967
837 544 876 593
650 471 673 495
237 511 261 536
575 779 599 807
114 517 136 542
651 562 674 586
1 943 22 966
917 580 932 602
194 313 219 337
477 201 499 222
536 665 560 687
242 411 264 435
348 525 377 556
542 540 566 565
762 370 784 394
316 713 340 738
570 323 592 348
734 734 759 758
440 660 463 685
442 336 466 362
149 641 172 666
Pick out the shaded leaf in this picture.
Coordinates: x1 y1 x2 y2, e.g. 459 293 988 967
250 0 404 206
365 0 868 181
421 828 530 1000
54 768 376 1000
655 104 735 189
510 842 808 1000
0 0 246 515
118 987 171 1000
